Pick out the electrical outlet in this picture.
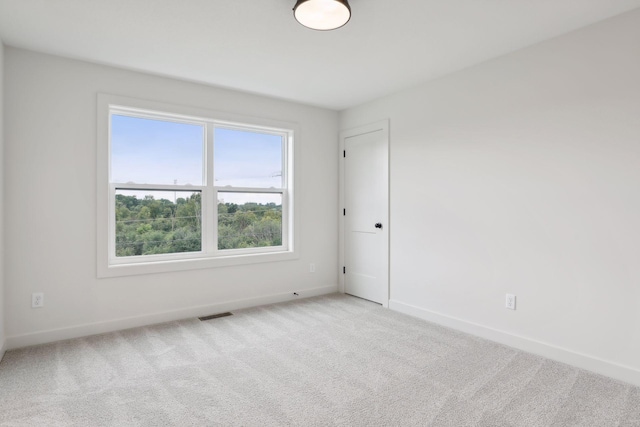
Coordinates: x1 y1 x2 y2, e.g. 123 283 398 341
505 294 516 310
32 293 44 308
309 263 316 273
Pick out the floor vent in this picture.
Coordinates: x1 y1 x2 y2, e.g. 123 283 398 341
199 312 233 321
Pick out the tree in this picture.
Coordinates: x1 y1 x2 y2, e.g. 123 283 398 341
115 194 281 257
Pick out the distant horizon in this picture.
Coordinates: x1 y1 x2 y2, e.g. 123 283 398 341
116 190 282 207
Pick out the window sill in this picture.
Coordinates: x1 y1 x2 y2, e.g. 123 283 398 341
97 250 299 278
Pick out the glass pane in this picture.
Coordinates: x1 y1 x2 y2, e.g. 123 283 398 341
111 114 204 185
214 127 283 188
115 189 202 257
217 192 282 250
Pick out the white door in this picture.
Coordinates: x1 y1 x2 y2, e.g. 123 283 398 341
341 121 389 305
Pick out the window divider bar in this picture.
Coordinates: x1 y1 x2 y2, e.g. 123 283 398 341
114 184 205 191
215 187 284 194
206 122 216 254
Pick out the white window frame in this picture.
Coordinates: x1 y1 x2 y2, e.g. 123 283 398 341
97 94 299 278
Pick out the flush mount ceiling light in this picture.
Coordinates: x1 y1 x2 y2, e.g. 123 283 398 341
293 0 351 31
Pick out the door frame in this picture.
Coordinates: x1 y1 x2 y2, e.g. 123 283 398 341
339 119 390 307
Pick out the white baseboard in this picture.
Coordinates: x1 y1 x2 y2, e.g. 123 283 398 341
6 285 337 351
389 299 640 388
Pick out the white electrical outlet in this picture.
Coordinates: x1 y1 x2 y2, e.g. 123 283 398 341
309 263 316 273
505 294 516 310
32 293 44 308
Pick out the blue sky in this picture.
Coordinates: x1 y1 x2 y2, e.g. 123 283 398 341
111 115 204 186
111 115 283 204
214 127 282 188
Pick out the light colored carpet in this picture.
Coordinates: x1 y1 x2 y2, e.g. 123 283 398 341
0 293 639 426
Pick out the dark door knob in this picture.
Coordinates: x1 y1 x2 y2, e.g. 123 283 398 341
375 223 382 229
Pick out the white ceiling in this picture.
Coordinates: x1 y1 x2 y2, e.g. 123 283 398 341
1 0 639 110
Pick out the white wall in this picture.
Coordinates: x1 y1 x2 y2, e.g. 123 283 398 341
0 40 5 359
341 9 640 385
4 48 338 347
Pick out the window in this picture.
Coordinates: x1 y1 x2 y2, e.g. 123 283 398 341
97 95 297 277
214 127 287 252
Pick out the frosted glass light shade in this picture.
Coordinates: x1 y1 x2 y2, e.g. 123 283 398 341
293 0 351 31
